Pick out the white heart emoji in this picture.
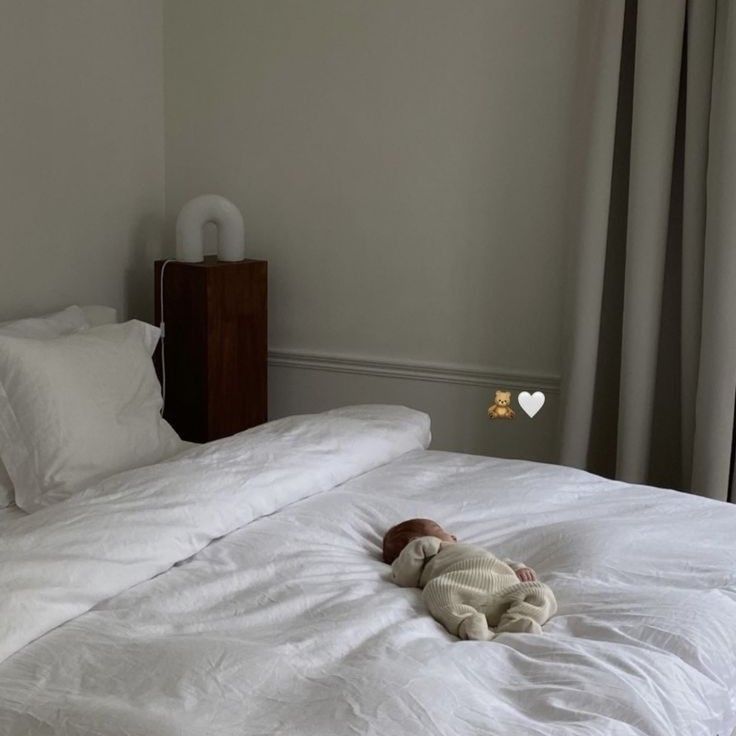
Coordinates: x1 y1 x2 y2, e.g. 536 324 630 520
518 391 545 418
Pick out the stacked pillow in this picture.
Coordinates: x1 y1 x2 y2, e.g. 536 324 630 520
0 306 90 508
0 307 183 512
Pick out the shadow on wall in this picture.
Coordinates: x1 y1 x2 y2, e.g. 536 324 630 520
125 214 166 322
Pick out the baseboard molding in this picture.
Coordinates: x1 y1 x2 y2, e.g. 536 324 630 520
268 349 560 394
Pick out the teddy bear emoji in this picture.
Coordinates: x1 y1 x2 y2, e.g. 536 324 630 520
488 390 515 419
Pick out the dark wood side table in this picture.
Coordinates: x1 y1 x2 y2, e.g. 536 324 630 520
154 256 267 443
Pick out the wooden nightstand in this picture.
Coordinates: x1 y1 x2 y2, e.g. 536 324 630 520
154 257 267 443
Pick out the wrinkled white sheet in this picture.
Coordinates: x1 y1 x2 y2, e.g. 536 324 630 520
1 409 735 736
0 405 430 664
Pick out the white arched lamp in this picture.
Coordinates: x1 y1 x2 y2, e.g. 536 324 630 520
175 194 246 263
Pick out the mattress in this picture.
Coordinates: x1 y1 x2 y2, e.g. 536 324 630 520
0 406 734 736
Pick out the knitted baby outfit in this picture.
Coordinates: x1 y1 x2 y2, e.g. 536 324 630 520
392 537 557 641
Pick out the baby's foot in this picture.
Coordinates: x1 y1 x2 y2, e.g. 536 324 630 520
496 617 543 635
458 614 494 641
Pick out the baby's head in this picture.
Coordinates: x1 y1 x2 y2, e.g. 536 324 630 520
382 518 456 564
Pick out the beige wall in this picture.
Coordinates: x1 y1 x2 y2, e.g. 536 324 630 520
164 0 585 462
0 1 586 462
0 0 165 322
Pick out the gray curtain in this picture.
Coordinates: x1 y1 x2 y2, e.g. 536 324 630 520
560 0 736 502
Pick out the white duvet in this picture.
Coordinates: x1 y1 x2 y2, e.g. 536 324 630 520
0 405 735 736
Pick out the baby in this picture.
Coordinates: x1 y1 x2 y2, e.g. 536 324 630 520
383 518 557 641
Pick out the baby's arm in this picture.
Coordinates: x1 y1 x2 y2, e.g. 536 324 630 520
504 558 537 582
391 536 442 588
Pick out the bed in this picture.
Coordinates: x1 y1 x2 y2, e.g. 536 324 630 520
1 402 735 736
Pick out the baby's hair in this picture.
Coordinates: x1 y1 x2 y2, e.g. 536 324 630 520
382 518 438 564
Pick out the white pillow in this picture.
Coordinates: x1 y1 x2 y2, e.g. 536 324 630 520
0 304 89 338
0 320 183 511
0 305 90 507
79 305 118 328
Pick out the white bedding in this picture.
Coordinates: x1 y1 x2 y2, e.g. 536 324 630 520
0 504 24 526
0 406 735 736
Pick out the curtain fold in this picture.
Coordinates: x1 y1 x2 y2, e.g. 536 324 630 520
692 0 736 499
680 0 715 484
617 0 686 482
560 0 736 502
559 0 626 467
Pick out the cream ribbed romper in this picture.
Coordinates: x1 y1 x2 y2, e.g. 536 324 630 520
392 537 557 641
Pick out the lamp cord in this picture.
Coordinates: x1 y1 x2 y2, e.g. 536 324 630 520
159 259 173 414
